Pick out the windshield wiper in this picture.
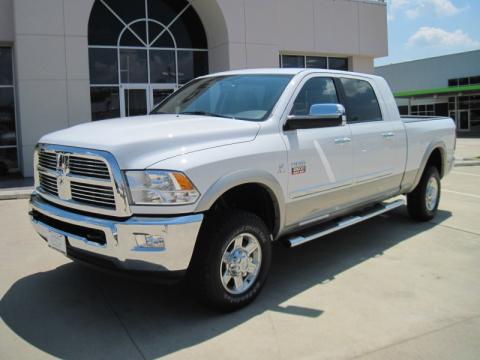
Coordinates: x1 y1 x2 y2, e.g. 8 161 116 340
179 111 233 119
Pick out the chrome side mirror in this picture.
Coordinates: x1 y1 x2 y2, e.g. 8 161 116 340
310 103 346 120
285 103 347 130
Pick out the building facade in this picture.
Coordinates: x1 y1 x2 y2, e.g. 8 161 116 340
0 0 387 179
375 50 480 135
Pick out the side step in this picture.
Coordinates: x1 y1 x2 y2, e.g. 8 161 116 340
287 199 405 248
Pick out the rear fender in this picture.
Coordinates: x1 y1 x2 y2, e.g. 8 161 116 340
408 141 447 192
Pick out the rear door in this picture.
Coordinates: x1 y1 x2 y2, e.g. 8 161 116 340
337 77 405 202
282 75 353 226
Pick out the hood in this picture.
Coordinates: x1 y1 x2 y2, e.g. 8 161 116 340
40 114 260 169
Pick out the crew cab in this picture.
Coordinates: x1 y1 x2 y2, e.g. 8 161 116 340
30 69 456 310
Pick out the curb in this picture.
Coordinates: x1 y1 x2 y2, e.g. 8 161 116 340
454 161 480 167
0 189 33 201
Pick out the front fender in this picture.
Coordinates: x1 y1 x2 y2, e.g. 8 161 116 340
194 169 286 238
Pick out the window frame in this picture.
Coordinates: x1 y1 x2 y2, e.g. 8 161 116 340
88 0 209 120
90 86 121 121
470 76 480 85
282 73 343 131
335 76 385 124
279 54 349 71
280 54 305 68
448 78 459 87
328 57 349 71
280 74 387 132
305 56 327 69
0 46 20 177
289 76 340 117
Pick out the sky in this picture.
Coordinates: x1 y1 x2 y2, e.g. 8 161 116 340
374 0 480 66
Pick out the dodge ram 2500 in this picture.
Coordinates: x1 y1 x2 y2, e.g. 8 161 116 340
30 69 456 310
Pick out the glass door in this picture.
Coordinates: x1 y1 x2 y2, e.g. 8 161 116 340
0 47 20 179
120 85 177 117
458 110 470 131
120 85 149 117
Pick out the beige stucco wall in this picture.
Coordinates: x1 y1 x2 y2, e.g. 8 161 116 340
208 0 386 70
13 0 94 176
10 0 386 177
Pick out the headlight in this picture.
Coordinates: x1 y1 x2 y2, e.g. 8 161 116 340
125 170 200 205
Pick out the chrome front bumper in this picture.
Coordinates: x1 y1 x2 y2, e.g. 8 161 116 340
29 193 203 273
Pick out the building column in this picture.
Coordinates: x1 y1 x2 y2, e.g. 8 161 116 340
14 0 93 177
349 56 374 74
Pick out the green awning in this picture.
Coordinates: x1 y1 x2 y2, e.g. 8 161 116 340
394 84 480 98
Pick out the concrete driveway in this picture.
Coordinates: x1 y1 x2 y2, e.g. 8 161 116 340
1 166 479 360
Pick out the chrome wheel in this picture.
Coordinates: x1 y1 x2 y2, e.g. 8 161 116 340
425 176 439 211
220 233 262 295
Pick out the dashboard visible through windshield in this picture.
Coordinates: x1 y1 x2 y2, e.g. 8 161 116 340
151 74 293 121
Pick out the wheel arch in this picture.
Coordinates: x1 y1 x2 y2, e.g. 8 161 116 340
410 141 447 192
194 170 285 238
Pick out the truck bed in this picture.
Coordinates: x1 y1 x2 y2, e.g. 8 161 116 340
400 115 456 193
401 116 451 123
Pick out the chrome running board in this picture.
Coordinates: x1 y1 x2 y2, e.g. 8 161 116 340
288 199 405 248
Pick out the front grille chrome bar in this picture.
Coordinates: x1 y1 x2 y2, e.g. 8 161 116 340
34 144 131 217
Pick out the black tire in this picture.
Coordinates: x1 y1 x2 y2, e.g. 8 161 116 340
188 209 272 311
407 166 441 221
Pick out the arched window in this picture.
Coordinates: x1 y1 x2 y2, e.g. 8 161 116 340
88 0 208 120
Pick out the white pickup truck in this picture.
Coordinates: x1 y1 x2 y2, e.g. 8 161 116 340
30 69 456 310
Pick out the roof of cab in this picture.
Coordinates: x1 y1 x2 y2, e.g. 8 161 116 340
201 68 380 80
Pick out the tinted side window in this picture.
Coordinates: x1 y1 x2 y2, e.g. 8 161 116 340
340 78 382 122
290 77 338 116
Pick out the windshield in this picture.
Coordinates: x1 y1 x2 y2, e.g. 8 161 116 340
151 74 293 121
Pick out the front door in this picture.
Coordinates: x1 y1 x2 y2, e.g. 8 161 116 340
120 85 175 117
283 75 353 226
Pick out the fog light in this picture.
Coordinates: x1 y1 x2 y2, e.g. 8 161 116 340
134 233 166 251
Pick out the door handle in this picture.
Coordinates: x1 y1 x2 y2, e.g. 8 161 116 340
382 132 395 139
334 137 351 144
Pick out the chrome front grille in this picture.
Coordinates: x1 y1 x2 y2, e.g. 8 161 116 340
68 156 111 180
35 145 130 216
38 151 57 171
39 173 58 196
70 181 116 208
